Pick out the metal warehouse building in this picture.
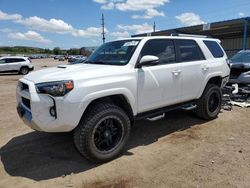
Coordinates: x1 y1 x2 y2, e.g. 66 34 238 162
132 17 250 58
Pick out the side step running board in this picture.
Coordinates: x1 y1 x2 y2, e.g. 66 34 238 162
147 113 165 121
181 104 197 111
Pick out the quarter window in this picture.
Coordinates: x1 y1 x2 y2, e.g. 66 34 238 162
204 40 224 58
176 39 205 62
140 39 176 65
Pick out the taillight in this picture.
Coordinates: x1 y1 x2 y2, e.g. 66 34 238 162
28 58 32 63
226 59 231 68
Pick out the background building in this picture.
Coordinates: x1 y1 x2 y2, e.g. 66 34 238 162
132 17 250 58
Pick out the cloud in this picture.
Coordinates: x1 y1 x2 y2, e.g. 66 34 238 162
8 31 52 44
73 27 108 38
115 0 169 11
17 16 107 38
132 9 164 19
0 10 106 39
175 12 205 26
117 23 153 34
239 12 245 17
93 0 169 19
93 0 107 3
0 28 12 33
16 16 74 34
111 31 130 38
101 2 115 10
0 10 22 21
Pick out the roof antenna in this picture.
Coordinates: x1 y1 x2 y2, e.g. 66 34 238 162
153 21 156 32
101 14 105 44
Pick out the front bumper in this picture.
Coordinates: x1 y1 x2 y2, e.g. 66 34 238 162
16 78 84 132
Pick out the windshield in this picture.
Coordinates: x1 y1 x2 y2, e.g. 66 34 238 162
230 51 250 63
86 40 140 65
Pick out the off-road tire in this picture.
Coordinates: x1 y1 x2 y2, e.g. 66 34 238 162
74 102 131 163
19 67 29 75
195 84 222 120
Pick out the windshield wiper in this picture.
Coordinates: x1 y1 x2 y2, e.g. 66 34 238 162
85 61 113 65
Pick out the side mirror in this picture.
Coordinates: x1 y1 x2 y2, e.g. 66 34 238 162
138 55 159 68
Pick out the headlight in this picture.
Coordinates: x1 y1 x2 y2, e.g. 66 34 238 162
36 80 74 97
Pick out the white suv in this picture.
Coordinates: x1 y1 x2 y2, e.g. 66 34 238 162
16 35 230 162
0 56 34 75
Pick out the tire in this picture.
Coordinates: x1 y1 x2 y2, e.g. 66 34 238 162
74 102 131 163
19 67 29 75
195 84 222 120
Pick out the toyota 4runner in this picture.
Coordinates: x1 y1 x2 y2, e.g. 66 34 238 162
16 35 230 162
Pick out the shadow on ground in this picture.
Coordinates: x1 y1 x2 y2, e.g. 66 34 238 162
0 73 20 76
0 110 206 181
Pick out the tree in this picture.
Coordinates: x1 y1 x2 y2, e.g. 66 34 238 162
53 47 61 55
80 47 92 57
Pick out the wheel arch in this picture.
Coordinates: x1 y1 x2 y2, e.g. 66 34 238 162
81 94 135 126
198 75 223 98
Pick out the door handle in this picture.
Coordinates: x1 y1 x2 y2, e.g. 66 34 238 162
202 66 209 71
172 70 182 76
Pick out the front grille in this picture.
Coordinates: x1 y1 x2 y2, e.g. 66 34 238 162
22 97 31 109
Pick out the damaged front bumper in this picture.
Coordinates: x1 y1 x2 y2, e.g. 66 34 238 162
229 63 250 86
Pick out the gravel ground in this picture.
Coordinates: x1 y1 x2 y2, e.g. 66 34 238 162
0 58 249 188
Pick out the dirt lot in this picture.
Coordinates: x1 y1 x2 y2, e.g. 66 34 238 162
0 59 249 188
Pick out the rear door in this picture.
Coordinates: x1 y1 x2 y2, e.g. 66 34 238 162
175 39 207 102
137 39 182 113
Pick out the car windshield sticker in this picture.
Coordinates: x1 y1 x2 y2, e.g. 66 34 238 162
123 41 139 47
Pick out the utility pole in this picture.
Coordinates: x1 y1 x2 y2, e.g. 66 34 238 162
153 21 156 33
101 14 105 44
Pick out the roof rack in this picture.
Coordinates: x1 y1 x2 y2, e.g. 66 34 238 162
170 33 212 38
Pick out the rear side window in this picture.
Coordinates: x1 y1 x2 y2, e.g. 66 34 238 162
140 39 176 65
203 40 224 58
176 40 205 62
6 58 25 63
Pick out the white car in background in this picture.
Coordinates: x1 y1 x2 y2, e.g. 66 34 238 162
0 56 34 75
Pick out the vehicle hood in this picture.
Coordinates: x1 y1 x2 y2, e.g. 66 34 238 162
230 62 250 69
24 64 125 83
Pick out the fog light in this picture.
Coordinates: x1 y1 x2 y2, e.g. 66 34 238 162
50 107 56 117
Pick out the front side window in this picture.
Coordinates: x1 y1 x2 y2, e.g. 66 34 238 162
140 39 176 65
176 39 205 62
86 40 141 65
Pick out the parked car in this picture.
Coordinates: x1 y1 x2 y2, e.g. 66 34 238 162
229 50 250 86
17 35 230 162
68 55 87 63
0 56 34 75
68 58 85 65
58 56 65 61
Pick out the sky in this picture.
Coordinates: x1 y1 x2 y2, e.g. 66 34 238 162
0 0 249 49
